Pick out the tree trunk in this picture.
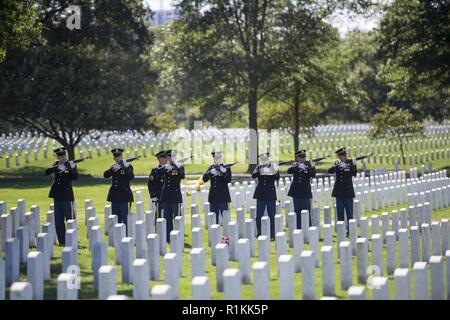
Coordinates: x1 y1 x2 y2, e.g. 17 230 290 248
63 142 76 161
247 83 258 173
293 91 300 153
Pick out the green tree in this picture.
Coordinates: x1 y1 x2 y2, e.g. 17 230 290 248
168 0 373 170
264 13 339 151
0 0 157 159
259 99 323 139
149 112 178 134
0 0 42 62
369 104 424 164
321 31 390 122
377 0 450 121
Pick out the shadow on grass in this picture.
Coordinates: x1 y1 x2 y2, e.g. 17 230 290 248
41 257 99 299
0 171 111 189
0 166 162 189
1 164 448 189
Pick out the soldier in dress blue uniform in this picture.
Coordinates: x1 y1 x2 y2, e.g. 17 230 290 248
160 149 185 242
103 148 134 228
202 151 232 224
328 147 357 235
252 152 280 240
148 150 167 219
287 150 316 229
44 147 78 245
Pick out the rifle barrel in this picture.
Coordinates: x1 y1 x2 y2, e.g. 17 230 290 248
312 156 329 162
223 162 239 168
112 156 140 172
355 154 373 161
125 155 141 162
278 161 294 166
50 157 89 169
179 156 194 163
73 156 90 163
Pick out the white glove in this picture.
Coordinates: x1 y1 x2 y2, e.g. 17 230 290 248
210 168 218 175
262 167 270 174
352 158 357 165
69 161 75 169
57 163 66 171
151 197 158 203
310 160 315 168
165 163 174 171
122 159 129 168
339 161 348 169
112 163 121 170
298 163 306 170
272 163 279 172
219 165 226 173
174 160 181 168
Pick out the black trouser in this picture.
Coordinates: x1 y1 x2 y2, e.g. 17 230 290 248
292 197 311 230
54 200 74 245
210 202 228 224
162 203 179 243
256 199 276 239
156 201 163 220
111 202 129 226
336 197 353 234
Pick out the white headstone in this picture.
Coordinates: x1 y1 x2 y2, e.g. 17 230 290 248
300 251 315 300
98 265 117 300
223 268 241 300
252 261 269 300
27 251 44 300
133 259 150 300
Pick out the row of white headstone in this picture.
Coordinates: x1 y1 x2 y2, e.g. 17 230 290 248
2 123 448 157
1 124 449 169
190 170 449 222
1 178 450 299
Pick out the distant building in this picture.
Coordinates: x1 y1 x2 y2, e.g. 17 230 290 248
149 9 180 27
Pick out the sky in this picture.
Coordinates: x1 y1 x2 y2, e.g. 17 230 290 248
143 0 384 37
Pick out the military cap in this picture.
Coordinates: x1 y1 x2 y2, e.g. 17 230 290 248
111 148 124 156
211 151 223 157
165 149 177 157
53 147 67 156
155 150 166 158
335 147 347 155
259 152 270 158
295 150 307 157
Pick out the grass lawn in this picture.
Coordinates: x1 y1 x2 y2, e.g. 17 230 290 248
1 132 449 299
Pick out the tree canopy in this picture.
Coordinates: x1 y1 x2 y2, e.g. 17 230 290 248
0 0 157 159
370 104 424 164
377 0 450 121
0 0 42 62
0 0 447 153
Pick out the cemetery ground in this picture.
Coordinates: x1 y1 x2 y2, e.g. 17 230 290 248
1 129 449 300
1 171 449 300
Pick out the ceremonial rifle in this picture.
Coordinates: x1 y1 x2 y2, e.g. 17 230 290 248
165 156 193 172
278 155 329 166
112 155 140 172
179 155 194 163
51 157 90 172
355 153 374 161
210 162 239 177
